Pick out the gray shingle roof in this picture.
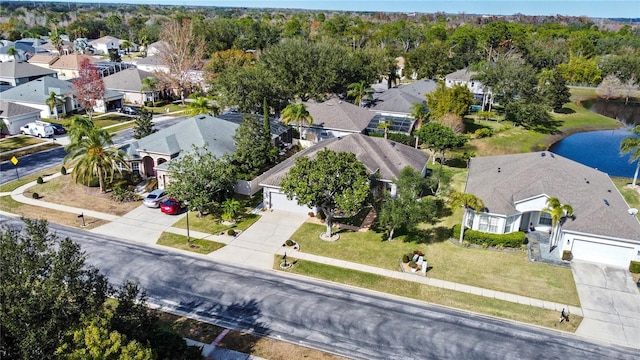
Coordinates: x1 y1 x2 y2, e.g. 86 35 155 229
369 79 436 114
0 76 74 104
126 114 239 159
103 68 157 92
303 98 375 132
465 152 640 242
260 133 429 187
0 100 40 117
445 68 478 82
0 61 57 79
135 55 164 66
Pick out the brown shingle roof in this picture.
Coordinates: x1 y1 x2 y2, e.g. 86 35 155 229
465 152 640 242
260 133 429 187
28 54 59 65
50 54 98 70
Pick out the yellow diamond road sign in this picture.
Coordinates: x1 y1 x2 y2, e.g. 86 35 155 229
10 156 18 166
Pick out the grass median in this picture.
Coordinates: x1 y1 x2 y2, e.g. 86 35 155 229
156 232 226 254
276 255 581 332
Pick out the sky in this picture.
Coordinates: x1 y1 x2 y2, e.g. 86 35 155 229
40 1 640 19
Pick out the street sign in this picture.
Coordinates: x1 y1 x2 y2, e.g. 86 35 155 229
10 156 18 165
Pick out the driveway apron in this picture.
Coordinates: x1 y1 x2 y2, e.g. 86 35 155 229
572 260 640 349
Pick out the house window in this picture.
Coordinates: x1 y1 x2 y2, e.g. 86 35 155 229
131 162 140 175
539 212 552 226
504 216 516 233
487 217 499 233
478 215 489 232
465 210 474 228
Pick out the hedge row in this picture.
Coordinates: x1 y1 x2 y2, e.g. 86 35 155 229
452 224 526 248
630 261 640 274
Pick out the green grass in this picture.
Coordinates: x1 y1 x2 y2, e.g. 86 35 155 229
0 136 46 152
277 256 582 332
0 143 61 162
290 222 579 306
612 177 640 220
156 232 226 254
172 213 260 234
146 104 185 115
0 167 61 193
105 122 136 133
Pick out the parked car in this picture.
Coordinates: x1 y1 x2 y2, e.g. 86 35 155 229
143 189 168 208
49 123 66 135
118 106 138 115
160 198 182 215
20 121 54 138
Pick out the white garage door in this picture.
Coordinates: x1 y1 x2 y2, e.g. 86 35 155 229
571 240 633 268
269 191 311 214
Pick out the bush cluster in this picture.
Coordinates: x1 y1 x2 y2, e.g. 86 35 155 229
629 261 640 273
36 176 44 184
285 239 295 246
474 128 492 138
402 254 410 263
452 224 526 248
110 187 137 203
227 229 236 236
32 192 39 199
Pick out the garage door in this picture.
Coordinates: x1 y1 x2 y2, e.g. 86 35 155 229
571 240 633 268
269 191 311 214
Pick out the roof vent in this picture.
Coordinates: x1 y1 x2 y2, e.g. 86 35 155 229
498 167 501 173
541 152 546 157
604 199 609 206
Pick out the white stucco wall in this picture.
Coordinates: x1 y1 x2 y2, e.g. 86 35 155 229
2 111 41 134
560 231 640 267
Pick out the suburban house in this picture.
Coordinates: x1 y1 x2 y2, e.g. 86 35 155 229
445 68 493 109
298 98 376 144
103 68 160 105
0 100 41 135
259 133 430 213
133 55 168 73
120 113 294 191
366 79 438 135
49 54 99 80
0 44 27 62
88 36 121 55
27 54 60 69
145 41 168 57
463 152 640 267
0 61 58 91
0 76 124 119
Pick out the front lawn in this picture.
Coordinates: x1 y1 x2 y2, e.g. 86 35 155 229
156 232 225 254
290 222 579 306
277 255 582 332
0 136 46 152
612 177 640 221
172 213 260 234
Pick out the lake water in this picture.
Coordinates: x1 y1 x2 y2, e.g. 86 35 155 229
550 100 639 178
550 128 636 178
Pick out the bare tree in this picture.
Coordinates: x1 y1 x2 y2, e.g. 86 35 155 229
157 19 205 105
438 113 465 134
596 74 623 101
621 76 639 105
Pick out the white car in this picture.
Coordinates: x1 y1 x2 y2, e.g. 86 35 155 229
143 189 168 208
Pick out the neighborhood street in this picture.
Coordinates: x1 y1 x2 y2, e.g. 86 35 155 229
1 215 635 360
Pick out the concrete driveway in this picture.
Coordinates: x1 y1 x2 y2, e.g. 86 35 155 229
206 210 308 269
572 260 640 349
91 204 185 245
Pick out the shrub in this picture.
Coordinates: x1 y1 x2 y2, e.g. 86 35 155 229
481 242 489 249
36 176 44 184
227 229 236 236
562 250 573 261
452 224 526 248
413 250 424 257
402 254 410 263
474 128 492 138
111 187 137 202
308 211 315 217
629 261 640 273
316 211 326 220
408 261 417 269
32 192 39 199
496 243 505 250
462 241 471 248
285 239 295 246
60 166 67 175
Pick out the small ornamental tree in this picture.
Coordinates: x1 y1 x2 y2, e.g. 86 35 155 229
232 114 278 179
133 108 155 139
281 149 370 238
72 58 105 120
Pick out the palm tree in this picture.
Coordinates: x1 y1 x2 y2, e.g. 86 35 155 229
222 198 242 223
119 40 133 55
6 47 18 61
347 80 374 106
64 127 129 193
542 197 574 251
185 96 220 117
410 102 428 129
281 103 313 138
620 125 640 188
377 119 393 139
46 91 65 120
66 116 95 143
50 26 63 55
140 77 158 106
449 191 485 243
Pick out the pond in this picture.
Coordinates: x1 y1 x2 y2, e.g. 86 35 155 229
550 128 636 178
550 99 639 178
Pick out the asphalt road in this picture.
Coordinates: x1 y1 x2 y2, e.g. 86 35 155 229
0 116 187 185
1 216 635 360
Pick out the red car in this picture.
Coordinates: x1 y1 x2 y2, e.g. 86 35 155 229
160 198 181 215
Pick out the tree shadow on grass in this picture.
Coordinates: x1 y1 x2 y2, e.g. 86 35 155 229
530 118 564 134
463 120 493 134
554 107 576 114
399 226 452 244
